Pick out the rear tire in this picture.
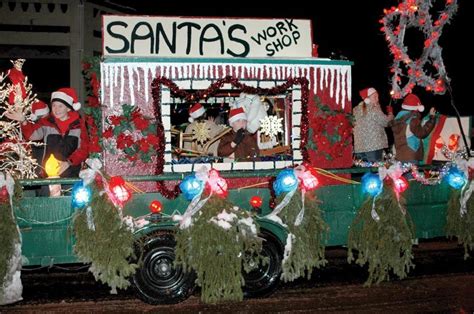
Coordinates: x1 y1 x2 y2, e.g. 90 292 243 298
132 231 196 304
243 231 283 298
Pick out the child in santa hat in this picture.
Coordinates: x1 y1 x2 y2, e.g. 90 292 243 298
391 93 437 162
353 87 394 162
6 87 89 181
217 107 259 161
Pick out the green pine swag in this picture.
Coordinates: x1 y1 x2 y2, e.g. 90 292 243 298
0 183 22 299
277 190 328 282
446 189 474 259
347 187 415 285
73 185 138 293
175 196 264 304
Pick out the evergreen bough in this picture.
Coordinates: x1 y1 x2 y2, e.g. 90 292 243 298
278 190 328 282
175 196 264 304
446 189 474 259
73 185 138 293
347 187 415 285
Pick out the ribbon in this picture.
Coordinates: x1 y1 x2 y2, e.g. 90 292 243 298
370 196 380 222
294 189 305 226
460 180 473 216
79 158 104 186
85 206 96 230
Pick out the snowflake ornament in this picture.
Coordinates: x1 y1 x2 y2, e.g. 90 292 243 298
191 121 212 144
259 115 283 138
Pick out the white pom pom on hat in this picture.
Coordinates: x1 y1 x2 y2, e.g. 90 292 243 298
401 93 424 112
51 87 81 111
30 99 49 121
359 87 377 104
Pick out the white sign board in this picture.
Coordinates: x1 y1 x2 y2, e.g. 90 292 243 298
103 15 313 58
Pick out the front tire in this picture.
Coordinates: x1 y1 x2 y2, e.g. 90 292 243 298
132 231 196 304
243 231 283 298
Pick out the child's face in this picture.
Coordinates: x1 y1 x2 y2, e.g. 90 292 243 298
231 119 247 131
51 101 71 121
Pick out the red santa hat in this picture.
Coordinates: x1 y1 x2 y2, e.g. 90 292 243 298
359 87 377 104
228 107 247 125
188 103 205 123
402 93 424 112
51 87 81 111
30 99 49 121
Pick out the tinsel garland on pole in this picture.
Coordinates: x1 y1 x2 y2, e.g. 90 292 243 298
277 190 328 282
174 196 264 304
347 187 415 285
446 189 474 259
0 179 22 305
73 184 138 293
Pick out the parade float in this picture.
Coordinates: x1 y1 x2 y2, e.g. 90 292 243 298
1 0 473 305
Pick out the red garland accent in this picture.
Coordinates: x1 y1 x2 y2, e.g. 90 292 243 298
82 59 102 155
150 75 310 199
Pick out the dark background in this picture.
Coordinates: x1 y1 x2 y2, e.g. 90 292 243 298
104 0 473 116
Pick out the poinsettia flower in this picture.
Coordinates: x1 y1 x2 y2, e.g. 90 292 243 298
109 115 123 126
90 73 99 96
133 116 149 131
146 134 160 147
116 134 134 149
138 138 150 152
103 127 114 139
87 96 100 108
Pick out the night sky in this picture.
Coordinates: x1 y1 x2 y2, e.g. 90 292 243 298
110 0 473 116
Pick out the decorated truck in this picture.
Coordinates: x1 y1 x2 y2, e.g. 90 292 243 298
1 9 473 306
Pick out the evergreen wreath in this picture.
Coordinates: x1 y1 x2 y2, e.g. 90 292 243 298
446 189 474 259
347 187 415 285
307 96 353 160
73 184 138 293
174 196 265 304
278 190 328 282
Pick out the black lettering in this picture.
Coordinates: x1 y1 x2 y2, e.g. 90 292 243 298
272 38 283 52
178 22 201 54
292 31 300 44
227 24 249 57
251 30 267 45
130 22 154 54
199 23 224 56
282 34 292 47
267 26 277 37
155 22 177 54
265 43 275 56
285 19 298 31
276 21 287 35
105 21 129 54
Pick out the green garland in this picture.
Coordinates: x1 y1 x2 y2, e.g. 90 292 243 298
277 190 328 282
347 187 415 285
0 183 22 299
175 197 264 304
73 185 138 293
446 189 474 259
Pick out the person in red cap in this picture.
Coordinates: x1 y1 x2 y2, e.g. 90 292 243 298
218 107 259 161
353 87 394 161
391 93 437 162
6 87 89 181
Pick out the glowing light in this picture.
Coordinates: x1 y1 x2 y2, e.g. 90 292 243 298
446 167 466 190
249 196 263 208
273 169 298 196
394 176 409 193
362 173 383 196
149 200 162 214
71 181 92 208
179 174 204 201
109 176 132 204
45 154 60 177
